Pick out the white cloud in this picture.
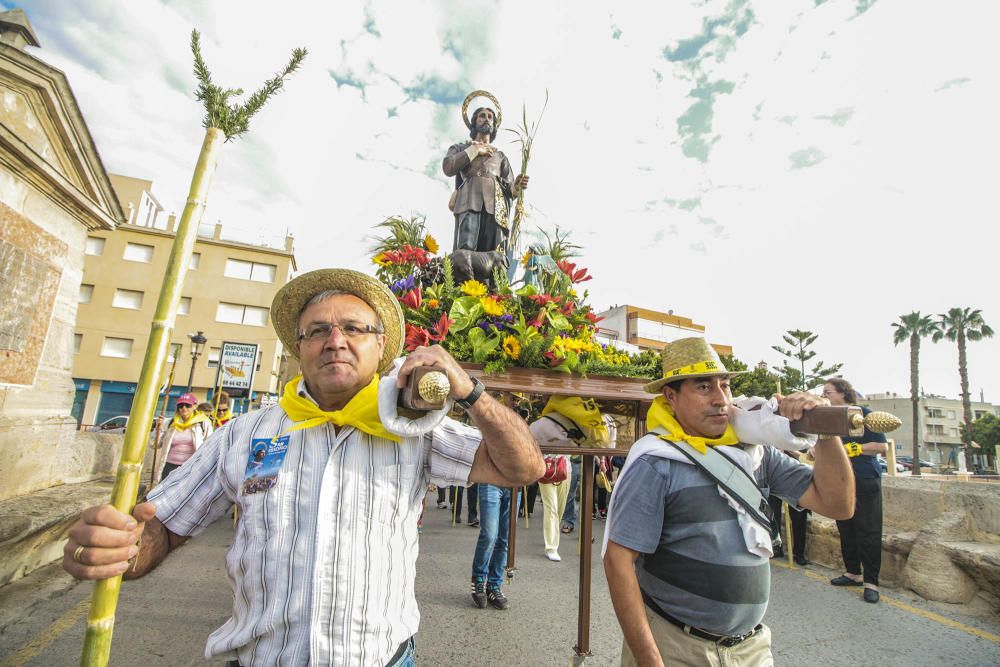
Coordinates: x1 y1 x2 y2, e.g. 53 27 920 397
17 0 1000 403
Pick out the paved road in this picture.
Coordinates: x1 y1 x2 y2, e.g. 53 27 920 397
2 493 999 666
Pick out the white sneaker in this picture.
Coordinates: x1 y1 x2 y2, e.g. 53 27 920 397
545 549 561 562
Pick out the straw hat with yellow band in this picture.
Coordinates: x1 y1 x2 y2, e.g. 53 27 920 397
270 268 404 373
644 336 746 394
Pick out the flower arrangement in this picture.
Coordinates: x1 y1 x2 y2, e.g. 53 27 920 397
369 215 661 379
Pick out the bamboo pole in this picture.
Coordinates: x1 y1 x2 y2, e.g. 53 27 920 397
81 127 225 666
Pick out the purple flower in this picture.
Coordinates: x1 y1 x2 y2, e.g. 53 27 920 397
390 274 416 294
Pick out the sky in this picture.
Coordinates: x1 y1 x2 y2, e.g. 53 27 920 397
11 0 999 402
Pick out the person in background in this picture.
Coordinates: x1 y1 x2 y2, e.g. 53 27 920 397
528 395 608 562
211 390 233 428
156 393 213 482
824 377 888 603
196 402 214 416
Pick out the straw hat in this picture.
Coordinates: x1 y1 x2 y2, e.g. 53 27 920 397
644 336 745 394
271 269 403 373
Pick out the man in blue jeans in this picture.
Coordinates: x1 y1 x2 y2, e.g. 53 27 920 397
471 483 519 609
561 455 581 532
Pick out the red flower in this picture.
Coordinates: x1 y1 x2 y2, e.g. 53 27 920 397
527 294 557 306
404 324 432 351
401 244 431 267
560 300 576 316
585 311 604 325
429 313 453 342
543 351 561 367
527 312 546 329
556 260 592 283
399 288 422 310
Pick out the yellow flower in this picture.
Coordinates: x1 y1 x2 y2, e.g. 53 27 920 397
424 234 439 254
426 298 440 310
521 250 533 268
461 280 488 297
568 288 578 299
372 252 389 266
503 335 521 359
480 296 504 316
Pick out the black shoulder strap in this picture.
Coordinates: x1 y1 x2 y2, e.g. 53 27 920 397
541 414 585 443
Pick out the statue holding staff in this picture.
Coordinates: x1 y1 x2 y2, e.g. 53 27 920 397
443 90 528 272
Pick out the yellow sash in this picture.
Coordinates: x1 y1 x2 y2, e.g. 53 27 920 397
278 374 400 442
172 411 209 431
646 396 738 454
211 409 231 428
542 396 609 445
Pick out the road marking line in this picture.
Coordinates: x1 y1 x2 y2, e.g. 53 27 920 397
774 562 1000 644
0 597 89 667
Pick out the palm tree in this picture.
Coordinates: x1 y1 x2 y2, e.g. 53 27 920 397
933 308 994 465
892 312 939 476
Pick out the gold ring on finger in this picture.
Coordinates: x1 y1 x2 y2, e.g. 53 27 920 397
73 545 86 564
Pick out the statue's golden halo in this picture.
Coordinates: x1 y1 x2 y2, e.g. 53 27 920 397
462 89 502 130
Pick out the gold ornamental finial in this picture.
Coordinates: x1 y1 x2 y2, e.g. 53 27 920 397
850 411 902 434
418 371 450 403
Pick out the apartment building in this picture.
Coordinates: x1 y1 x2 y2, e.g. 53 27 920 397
594 304 733 356
863 392 1000 467
72 175 296 425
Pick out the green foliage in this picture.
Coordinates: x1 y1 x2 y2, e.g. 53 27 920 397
369 215 428 256
442 256 456 298
721 355 780 398
468 327 502 362
492 265 511 294
771 329 843 391
448 296 483 332
963 414 1000 451
190 30 306 141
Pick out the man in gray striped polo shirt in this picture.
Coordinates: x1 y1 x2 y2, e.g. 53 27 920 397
64 269 545 666
604 338 854 666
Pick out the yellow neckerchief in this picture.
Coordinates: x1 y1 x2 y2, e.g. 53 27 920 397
278 374 400 442
172 411 209 431
212 408 231 428
542 395 609 445
646 396 738 455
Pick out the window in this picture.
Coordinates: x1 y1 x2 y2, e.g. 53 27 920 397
927 408 944 418
216 302 269 327
167 343 182 363
188 253 201 270
85 237 105 256
178 297 191 316
948 410 956 419
79 284 94 304
100 337 133 358
927 424 946 435
224 258 277 283
207 347 221 368
112 288 143 310
74 333 82 354
123 242 154 263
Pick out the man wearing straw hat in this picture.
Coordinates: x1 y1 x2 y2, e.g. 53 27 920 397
603 337 854 666
63 268 544 667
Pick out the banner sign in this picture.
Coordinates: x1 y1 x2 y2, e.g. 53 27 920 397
217 341 258 398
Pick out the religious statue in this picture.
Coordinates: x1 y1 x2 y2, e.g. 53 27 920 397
442 90 528 284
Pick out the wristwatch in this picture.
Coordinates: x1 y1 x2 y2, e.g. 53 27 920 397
456 376 485 412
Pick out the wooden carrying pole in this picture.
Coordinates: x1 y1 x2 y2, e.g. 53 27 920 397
81 127 225 666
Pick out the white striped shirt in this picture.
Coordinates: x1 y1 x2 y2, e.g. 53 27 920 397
147 380 480 666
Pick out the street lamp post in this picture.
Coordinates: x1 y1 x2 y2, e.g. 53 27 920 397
186 330 207 391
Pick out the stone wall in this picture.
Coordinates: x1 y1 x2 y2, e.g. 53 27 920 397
797 476 1000 607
